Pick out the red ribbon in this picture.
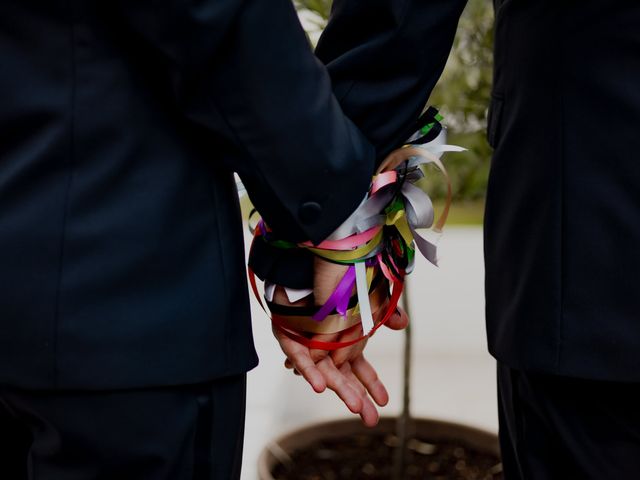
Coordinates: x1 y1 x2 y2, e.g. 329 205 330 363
249 265 404 351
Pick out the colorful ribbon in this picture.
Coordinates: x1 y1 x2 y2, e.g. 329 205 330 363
245 108 464 350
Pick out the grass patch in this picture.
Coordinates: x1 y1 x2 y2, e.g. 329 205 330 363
434 199 484 226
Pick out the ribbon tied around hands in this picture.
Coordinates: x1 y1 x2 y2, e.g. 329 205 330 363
246 111 465 350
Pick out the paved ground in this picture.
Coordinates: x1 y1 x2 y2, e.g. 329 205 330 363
241 226 497 479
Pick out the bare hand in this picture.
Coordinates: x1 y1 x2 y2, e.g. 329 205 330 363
310 257 409 367
272 258 408 427
273 324 385 427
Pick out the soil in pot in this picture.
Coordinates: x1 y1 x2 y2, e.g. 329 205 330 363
271 431 503 480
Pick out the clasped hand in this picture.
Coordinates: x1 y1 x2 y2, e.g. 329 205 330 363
273 258 408 427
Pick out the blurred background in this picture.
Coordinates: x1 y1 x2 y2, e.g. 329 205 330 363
243 1 497 478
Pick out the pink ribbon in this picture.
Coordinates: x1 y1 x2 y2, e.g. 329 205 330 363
371 171 398 195
301 225 382 251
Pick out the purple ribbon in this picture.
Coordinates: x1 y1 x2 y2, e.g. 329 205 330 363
312 266 356 322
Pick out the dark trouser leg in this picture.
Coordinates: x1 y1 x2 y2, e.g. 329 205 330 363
199 374 247 480
497 364 571 480
0 399 30 480
0 374 247 480
497 363 640 480
496 368 524 480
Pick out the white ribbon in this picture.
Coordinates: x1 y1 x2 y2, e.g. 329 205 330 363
264 282 313 303
355 262 375 334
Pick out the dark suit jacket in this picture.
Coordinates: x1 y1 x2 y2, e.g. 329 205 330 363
317 0 640 381
249 0 467 288
0 0 375 390
485 0 640 381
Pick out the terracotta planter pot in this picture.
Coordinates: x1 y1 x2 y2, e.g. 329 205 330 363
258 417 500 480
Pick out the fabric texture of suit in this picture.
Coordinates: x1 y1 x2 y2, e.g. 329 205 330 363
0 0 376 390
497 363 640 479
0 375 247 480
485 0 640 381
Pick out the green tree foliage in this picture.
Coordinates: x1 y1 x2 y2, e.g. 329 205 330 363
294 0 331 26
429 0 493 202
295 0 494 202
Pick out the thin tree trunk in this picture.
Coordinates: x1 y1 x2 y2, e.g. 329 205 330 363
392 281 412 480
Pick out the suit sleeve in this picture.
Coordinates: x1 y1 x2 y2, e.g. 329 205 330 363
316 0 468 160
116 0 375 244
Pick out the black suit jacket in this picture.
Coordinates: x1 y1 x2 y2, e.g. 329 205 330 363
318 0 640 381
249 0 467 288
0 0 375 389
484 0 640 381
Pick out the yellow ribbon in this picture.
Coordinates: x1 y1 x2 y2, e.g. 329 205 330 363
307 230 384 263
386 209 414 246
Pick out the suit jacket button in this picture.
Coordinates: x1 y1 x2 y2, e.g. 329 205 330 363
299 202 322 225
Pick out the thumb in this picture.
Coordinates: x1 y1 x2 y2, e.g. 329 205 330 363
385 306 409 330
